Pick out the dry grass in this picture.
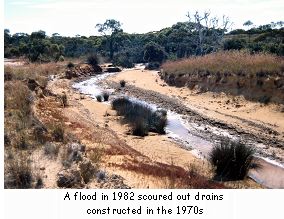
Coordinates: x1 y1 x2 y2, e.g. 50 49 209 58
5 62 62 78
51 123 65 142
4 63 65 189
162 50 284 77
110 160 225 189
4 149 42 188
5 81 32 119
88 147 104 169
44 142 60 159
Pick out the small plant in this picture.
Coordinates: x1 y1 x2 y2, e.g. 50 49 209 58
88 147 104 169
67 62 75 68
102 92 110 101
7 81 32 118
61 143 85 168
44 142 60 158
58 55 65 62
96 170 106 181
96 95 102 102
4 133 10 146
120 80 126 87
5 151 33 189
60 92 67 107
17 134 29 150
209 140 259 181
35 177 43 189
52 123 64 142
79 158 96 183
33 124 47 144
259 95 271 104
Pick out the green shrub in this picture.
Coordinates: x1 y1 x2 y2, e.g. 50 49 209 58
102 92 110 101
96 95 102 102
209 140 259 181
113 53 134 68
67 62 75 68
87 54 99 67
223 39 245 50
58 55 65 62
259 95 271 104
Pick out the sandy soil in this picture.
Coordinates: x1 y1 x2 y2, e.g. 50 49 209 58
108 69 284 161
43 78 224 188
38 75 263 189
110 69 284 138
32 67 266 188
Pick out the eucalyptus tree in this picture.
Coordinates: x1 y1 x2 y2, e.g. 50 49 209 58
96 19 123 60
187 11 232 55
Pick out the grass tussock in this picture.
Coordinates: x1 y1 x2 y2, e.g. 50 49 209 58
59 92 68 107
51 123 65 142
209 140 259 181
44 142 60 159
112 97 167 136
120 80 126 87
96 95 103 102
162 50 284 77
5 81 32 118
88 147 104 169
5 150 42 189
102 91 110 101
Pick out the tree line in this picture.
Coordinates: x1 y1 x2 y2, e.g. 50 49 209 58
4 14 284 66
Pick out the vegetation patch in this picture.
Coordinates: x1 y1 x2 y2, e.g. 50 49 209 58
162 51 283 78
119 80 126 87
112 97 167 136
96 95 103 102
51 123 65 142
44 142 60 159
209 140 260 181
5 151 40 189
161 51 284 104
102 91 110 101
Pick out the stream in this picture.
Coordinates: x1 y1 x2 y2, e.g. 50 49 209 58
72 69 284 189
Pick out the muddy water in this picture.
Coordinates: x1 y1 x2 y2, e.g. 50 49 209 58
73 71 284 188
166 112 213 156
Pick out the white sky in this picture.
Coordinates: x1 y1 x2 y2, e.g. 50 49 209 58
4 0 284 36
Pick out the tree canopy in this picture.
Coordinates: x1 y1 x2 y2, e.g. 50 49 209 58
4 17 284 63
